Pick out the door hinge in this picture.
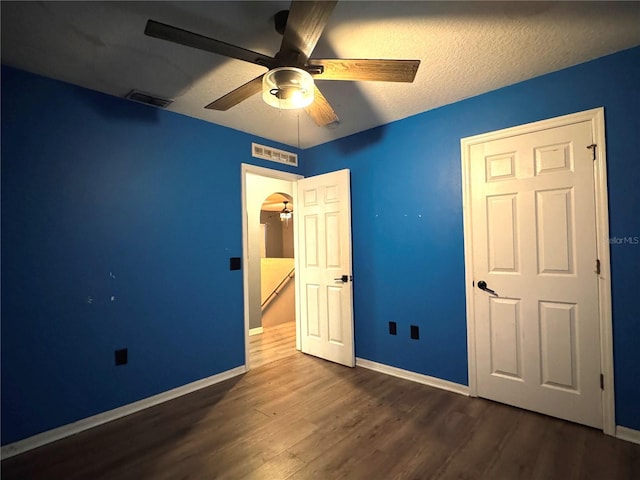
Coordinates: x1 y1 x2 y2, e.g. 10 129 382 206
587 143 597 161
595 259 601 275
600 373 604 390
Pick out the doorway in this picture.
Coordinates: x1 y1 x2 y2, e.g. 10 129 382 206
241 164 302 370
461 108 615 434
250 192 296 368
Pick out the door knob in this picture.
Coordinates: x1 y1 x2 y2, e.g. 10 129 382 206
477 280 498 297
334 275 350 283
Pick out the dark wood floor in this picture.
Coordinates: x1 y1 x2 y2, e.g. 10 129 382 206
3 351 639 479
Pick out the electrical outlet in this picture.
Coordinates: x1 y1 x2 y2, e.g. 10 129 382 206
410 325 420 340
115 348 128 366
389 321 397 335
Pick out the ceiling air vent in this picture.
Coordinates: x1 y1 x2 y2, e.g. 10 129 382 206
125 90 173 108
252 143 298 167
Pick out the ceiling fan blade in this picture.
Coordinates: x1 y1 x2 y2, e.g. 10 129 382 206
279 1 337 64
305 86 339 126
145 20 275 68
205 75 264 111
308 59 421 82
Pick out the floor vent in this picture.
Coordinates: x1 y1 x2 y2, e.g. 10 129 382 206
125 90 173 108
252 143 298 167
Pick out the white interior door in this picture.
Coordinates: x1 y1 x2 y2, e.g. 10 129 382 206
469 120 602 428
296 169 354 367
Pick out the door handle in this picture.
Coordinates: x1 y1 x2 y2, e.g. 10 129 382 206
334 275 351 283
477 280 498 297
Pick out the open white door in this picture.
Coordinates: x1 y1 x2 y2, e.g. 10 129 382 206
296 169 354 367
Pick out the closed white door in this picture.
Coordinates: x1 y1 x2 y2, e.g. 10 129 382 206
296 169 354 367
469 120 602 428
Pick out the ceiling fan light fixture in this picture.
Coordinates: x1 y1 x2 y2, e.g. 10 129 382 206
280 200 292 223
263 67 314 110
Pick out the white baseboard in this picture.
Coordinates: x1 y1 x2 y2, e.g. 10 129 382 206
616 425 640 444
355 358 469 396
249 327 264 336
1 365 247 460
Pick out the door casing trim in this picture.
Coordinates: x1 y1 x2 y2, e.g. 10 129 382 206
241 164 303 369
460 108 614 435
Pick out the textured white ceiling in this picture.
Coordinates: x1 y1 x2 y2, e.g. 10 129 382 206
2 1 640 149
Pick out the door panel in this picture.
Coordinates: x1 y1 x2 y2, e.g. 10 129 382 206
303 215 319 266
327 285 344 344
536 188 574 274
471 120 602 428
297 169 354 367
306 284 321 338
489 297 522 379
487 194 519 272
539 301 577 390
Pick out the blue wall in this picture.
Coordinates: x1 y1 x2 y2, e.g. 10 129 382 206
0 66 300 444
304 46 640 430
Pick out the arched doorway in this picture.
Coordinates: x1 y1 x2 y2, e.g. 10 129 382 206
242 165 302 370
249 193 297 368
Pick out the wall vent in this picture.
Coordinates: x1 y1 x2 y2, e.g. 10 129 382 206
125 90 173 108
252 142 298 167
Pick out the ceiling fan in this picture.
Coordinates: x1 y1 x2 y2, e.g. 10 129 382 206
144 1 420 126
